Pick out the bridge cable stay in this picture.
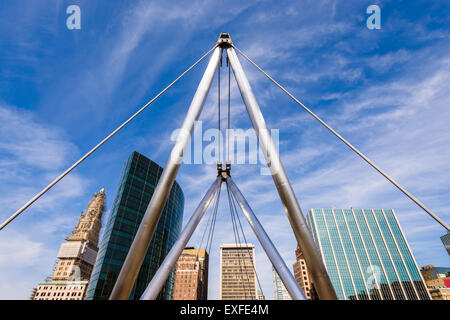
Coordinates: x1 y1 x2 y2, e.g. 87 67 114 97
0 44 218 231
226 181 264 299
226 184 251 299
223 54 260 299
232 45 450 232
230 184 265 298
194 182 221 264
227 56 231 163
218 61 221 163
205 184 221 257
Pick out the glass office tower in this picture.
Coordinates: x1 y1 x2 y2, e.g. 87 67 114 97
272 267 291 300
441 232 450 256
85 151 184 300
306 208 430 300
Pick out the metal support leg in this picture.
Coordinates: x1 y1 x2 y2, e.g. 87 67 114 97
140 177 222 300
109 47 223 300
227 177 306 300
227 47 337 299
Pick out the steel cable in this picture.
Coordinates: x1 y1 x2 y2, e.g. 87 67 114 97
232 45 449 232
0 45 218 231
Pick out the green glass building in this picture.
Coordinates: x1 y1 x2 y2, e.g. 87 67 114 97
441 232 450 256
306 208 431 300
85 151 184 300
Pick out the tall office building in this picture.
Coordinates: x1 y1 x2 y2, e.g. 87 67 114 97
172 247 209 300
272 267 291 300
220 244 257 300
86 151 184 300
306 208 431 300
33 189 106 300
441 232 450 256
292 244 318 300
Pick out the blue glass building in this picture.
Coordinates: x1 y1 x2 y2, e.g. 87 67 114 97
85 151 184 300
306 208 430 300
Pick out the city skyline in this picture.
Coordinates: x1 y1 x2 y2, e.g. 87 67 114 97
1 1 450 299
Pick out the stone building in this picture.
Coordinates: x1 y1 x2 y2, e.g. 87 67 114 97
32 189 106 300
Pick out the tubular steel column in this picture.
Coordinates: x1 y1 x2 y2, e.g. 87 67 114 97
227 46 338 299
227 177 306 300
140 177 222 300
109 46 222 300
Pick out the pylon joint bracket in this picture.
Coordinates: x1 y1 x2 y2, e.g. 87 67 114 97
217 33 233 48
217 161 231 180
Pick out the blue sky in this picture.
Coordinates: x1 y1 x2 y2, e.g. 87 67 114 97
0 0 449 299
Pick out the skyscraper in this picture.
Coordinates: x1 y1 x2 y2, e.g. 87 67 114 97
172 247 209 300
32 188 106 300
85 151 184 300
220 244 257 300
306 208 431 300
292 244 318 300
272 267 291 300
441 232 450 256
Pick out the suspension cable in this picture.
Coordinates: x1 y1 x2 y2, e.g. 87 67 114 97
0 45 218 231
226 185 251 299
232 45 450 232
205 185 221 255
227 181 264 297
218 62 221 163
227 56 231 162
195 184 221 262
226 182 264 299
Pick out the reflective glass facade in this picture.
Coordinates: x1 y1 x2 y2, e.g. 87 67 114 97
441 232 450 256
306 208 430 300
85 151 184 300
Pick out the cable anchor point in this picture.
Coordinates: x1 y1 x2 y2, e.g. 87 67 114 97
217 33 233 48
217 161 231 180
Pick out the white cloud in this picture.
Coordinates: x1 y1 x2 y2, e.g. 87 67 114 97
0 104 77 171
0 104 90 299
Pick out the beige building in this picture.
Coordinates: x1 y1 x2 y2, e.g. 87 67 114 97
256 290 265 300
220 244 257 300
33 282 89 300
32 188 105 300
172 247 209 300
293 244 318 300
429 287 450 300
420 265 450 300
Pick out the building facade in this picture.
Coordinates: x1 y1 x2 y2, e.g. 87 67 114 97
172 247 209 300
85 151 184 300
420 265 450 300
292 244 318 300
33 189 106 300
441 232 450 256
220 244 257 300
428 287 450 300
306 208 431 300
256 291 265 300
272 267 291 300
